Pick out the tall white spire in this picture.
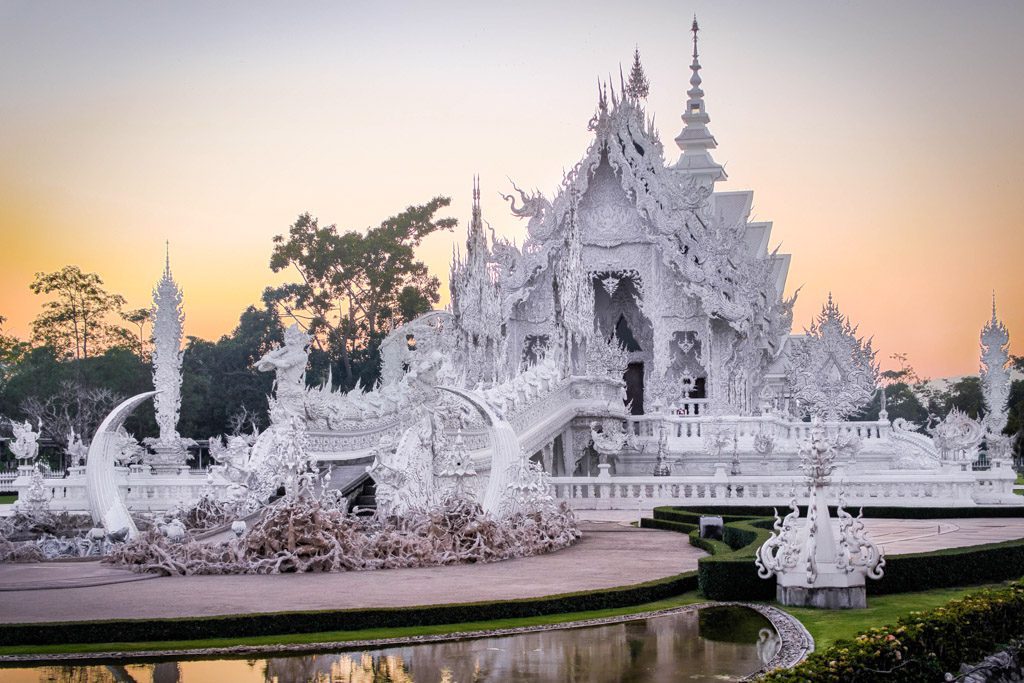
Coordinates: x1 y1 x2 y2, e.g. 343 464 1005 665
673 17 726 183
980 292 1011 435
148 243 188 471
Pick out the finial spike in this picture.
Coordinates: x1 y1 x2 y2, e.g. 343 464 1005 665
992 290 997 321
692 15 700 59
164 240 171 277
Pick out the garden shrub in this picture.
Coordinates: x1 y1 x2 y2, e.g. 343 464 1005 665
761 580 1024 682
644 507 1024 601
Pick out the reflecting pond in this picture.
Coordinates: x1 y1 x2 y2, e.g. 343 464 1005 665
3 606 781 683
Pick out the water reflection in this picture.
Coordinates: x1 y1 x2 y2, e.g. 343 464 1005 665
6 606 774 683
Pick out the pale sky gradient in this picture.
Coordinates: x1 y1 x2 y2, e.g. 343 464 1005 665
1 1 1021 378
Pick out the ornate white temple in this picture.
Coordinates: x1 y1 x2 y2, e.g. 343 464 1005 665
13 22 1020 514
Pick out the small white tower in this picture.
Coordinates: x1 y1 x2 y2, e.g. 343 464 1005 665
673 17 727 185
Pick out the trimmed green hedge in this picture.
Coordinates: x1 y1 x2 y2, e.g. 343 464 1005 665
694 518 776 601
762 580 1024 682
0 570 699 647
655 504 1024 520
638 517 698 534
873 537 1024 595
643 507 1024 601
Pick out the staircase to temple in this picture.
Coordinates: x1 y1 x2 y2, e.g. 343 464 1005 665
343 472 378 516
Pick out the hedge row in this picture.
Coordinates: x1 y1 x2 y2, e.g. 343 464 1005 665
873 537 1024 595
0 570 699 648
644 508 1024 601
762 580 1024 682
694 518 777 601
638 517 698 534
655 504 1024 520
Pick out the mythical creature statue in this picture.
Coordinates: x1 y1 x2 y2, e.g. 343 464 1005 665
929 408 985 461
256 324 311 424
65 430 89 466
9 419 41 464
208 433 256 482
589 420 628 466
500 181 553 241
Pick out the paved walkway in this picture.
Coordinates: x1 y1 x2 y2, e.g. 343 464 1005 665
2 514 1023 626
862 518 1024 554
0 521 702 624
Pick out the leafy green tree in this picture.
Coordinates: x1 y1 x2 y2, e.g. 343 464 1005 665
929 376 986 420
263 198 456 389
29 266 130 360
0 316 28 393
179 305 283 439
120 307 152 360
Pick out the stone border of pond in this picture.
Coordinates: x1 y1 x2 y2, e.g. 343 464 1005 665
0 601 815 674
741 603 816 679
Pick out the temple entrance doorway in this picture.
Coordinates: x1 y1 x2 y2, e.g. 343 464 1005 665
624 362 644 414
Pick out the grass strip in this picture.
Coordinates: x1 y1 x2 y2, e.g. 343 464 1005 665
785 582 1010 650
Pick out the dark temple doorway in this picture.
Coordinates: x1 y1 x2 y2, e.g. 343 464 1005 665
624 362 644 415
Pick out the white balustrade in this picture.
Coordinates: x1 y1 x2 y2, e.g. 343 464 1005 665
549 464 1021 510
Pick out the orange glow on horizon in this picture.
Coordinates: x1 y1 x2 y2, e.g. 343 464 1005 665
1 2 1021 379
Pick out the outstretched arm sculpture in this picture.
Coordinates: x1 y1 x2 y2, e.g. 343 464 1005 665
86 392 157 540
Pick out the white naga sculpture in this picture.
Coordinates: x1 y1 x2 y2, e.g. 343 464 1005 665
788 295 878 421
755 422 885 609
146 249 193 472
929 407 985 462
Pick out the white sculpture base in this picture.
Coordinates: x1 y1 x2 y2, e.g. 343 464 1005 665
777 584 866 609
146 445 189 475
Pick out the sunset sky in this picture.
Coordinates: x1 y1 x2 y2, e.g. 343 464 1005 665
1 1 1021 379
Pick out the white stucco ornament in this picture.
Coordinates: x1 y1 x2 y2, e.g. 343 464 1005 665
9 419 41 464
755 422 885 609
980 294 1011 436
788 294 878 421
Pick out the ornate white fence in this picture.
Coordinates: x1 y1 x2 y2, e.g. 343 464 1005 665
9 466 228 514
549 460 1020 509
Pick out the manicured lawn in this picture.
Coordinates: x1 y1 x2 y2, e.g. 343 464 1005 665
0 591 706 656
1016 473 1023 495
0 494 16 504
784 583 1009 650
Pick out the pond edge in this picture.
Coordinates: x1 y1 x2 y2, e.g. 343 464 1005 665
0 601 814 673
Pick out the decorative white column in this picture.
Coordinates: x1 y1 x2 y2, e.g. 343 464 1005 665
755 422 885 609
145 246 191 473
980 294 1011 450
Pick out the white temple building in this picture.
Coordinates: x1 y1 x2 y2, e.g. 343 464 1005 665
13 22 1020 514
